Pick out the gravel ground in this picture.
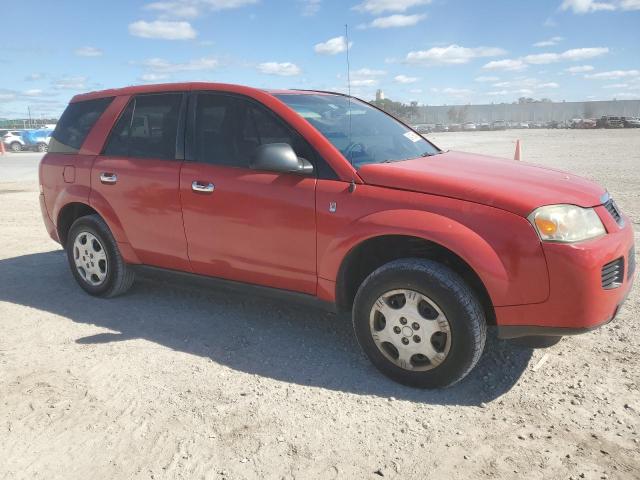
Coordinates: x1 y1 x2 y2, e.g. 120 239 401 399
1 129 639 480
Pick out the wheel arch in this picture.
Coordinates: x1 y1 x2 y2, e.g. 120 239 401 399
56 202 100 246
335 234 497 325
324 209 513 322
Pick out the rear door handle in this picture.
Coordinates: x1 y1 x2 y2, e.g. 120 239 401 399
100 172 117 184
192 180 214 193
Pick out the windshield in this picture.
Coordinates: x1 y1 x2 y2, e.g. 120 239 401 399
274 93 440 168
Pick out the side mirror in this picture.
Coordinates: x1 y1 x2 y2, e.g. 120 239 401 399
250 143 314 175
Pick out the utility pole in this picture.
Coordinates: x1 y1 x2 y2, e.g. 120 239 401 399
28 107 32 128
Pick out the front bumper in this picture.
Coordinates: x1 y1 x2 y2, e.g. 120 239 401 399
496 207 635 338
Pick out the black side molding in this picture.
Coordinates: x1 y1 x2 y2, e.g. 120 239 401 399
131 265 337 313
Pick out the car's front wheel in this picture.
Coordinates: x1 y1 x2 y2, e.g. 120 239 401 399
9 142 22 152
66 214 135 297
353 258 486 388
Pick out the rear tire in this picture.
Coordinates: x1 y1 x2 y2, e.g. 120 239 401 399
353 258 486 388
66 214 135 297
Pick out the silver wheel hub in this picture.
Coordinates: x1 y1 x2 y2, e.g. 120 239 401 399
72 231 107 286
369 289 452 371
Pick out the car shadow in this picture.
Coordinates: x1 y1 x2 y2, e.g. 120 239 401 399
0 251 533 405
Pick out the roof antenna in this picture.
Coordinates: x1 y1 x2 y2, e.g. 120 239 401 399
345 24 355 180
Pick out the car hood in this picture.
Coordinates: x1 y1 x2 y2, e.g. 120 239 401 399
357 151 606 216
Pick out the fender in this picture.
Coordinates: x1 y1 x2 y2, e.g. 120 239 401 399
88 188 141 264
50 184 92 233
319 208 549 307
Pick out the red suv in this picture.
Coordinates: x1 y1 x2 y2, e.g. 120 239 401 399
39 83 636 388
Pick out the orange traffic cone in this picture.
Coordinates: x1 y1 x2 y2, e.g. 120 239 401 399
0 141 5 155
514 139 521 161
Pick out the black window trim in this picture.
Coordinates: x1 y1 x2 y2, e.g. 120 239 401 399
100 91 187 161
185 90 338 180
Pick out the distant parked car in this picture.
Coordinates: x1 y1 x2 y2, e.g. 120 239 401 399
597 116 624 128
413 124 432 134
622 117 640 128
448 123 462 132
491 120 507 131
22 128 54 152
433 123 448 132
1 130 25 152
462 122 476 131
478 122 491 131
519 122 530 129
579 119 597 129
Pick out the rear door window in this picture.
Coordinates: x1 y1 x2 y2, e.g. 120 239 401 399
49 97 113 153
103 93 183 160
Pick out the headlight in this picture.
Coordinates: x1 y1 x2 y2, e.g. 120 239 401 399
528 204 605 243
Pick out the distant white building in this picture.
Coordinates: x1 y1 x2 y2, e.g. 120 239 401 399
375 89 385 101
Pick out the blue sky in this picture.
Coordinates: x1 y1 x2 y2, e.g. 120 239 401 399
1 0 639 119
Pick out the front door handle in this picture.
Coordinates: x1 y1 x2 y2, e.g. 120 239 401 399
192 180 215 193
100 172 117 184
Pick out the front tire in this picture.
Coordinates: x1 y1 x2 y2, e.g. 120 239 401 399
10 142 22 152
66 214 135 297
353 259 486 388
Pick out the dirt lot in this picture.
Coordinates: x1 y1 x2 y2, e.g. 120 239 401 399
1 130 639 480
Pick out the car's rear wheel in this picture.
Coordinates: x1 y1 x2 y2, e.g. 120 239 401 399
66 214 135 297
353 258 486 388
10 142 22 152
37 142 48 152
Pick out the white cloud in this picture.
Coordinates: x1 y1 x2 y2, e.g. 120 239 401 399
145 0 258 18
367 13 426 28
586 69 640 79
538 82 560 88
142 57 218 72
75 46 103 57
602 83 629 88
299 0 321 16
406 44 506 65
561 0 616 13
352 68 387 77
620 0 640 9
25 73 44 81
22 89 44 97
442 87 473 96
394 74 419 83
257 62 302 76
483 59 527 71
314 36 352 55
612 92 640 98
533 36 563 47
523 47 609 64
565 64 594 73
0 90 17 102
52 76 88 90
350 79 378 86
139 73 170 82
129 20 197 40
353 0 431 14
474 75 499 82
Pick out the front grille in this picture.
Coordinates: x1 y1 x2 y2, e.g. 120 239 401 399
602 257 624 289
604 198 624 226
629 248 636 280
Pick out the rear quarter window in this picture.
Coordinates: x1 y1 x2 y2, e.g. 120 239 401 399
49 97 113 154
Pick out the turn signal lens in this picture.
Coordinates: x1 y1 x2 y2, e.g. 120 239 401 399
528 204 605 243
534 217 557 235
